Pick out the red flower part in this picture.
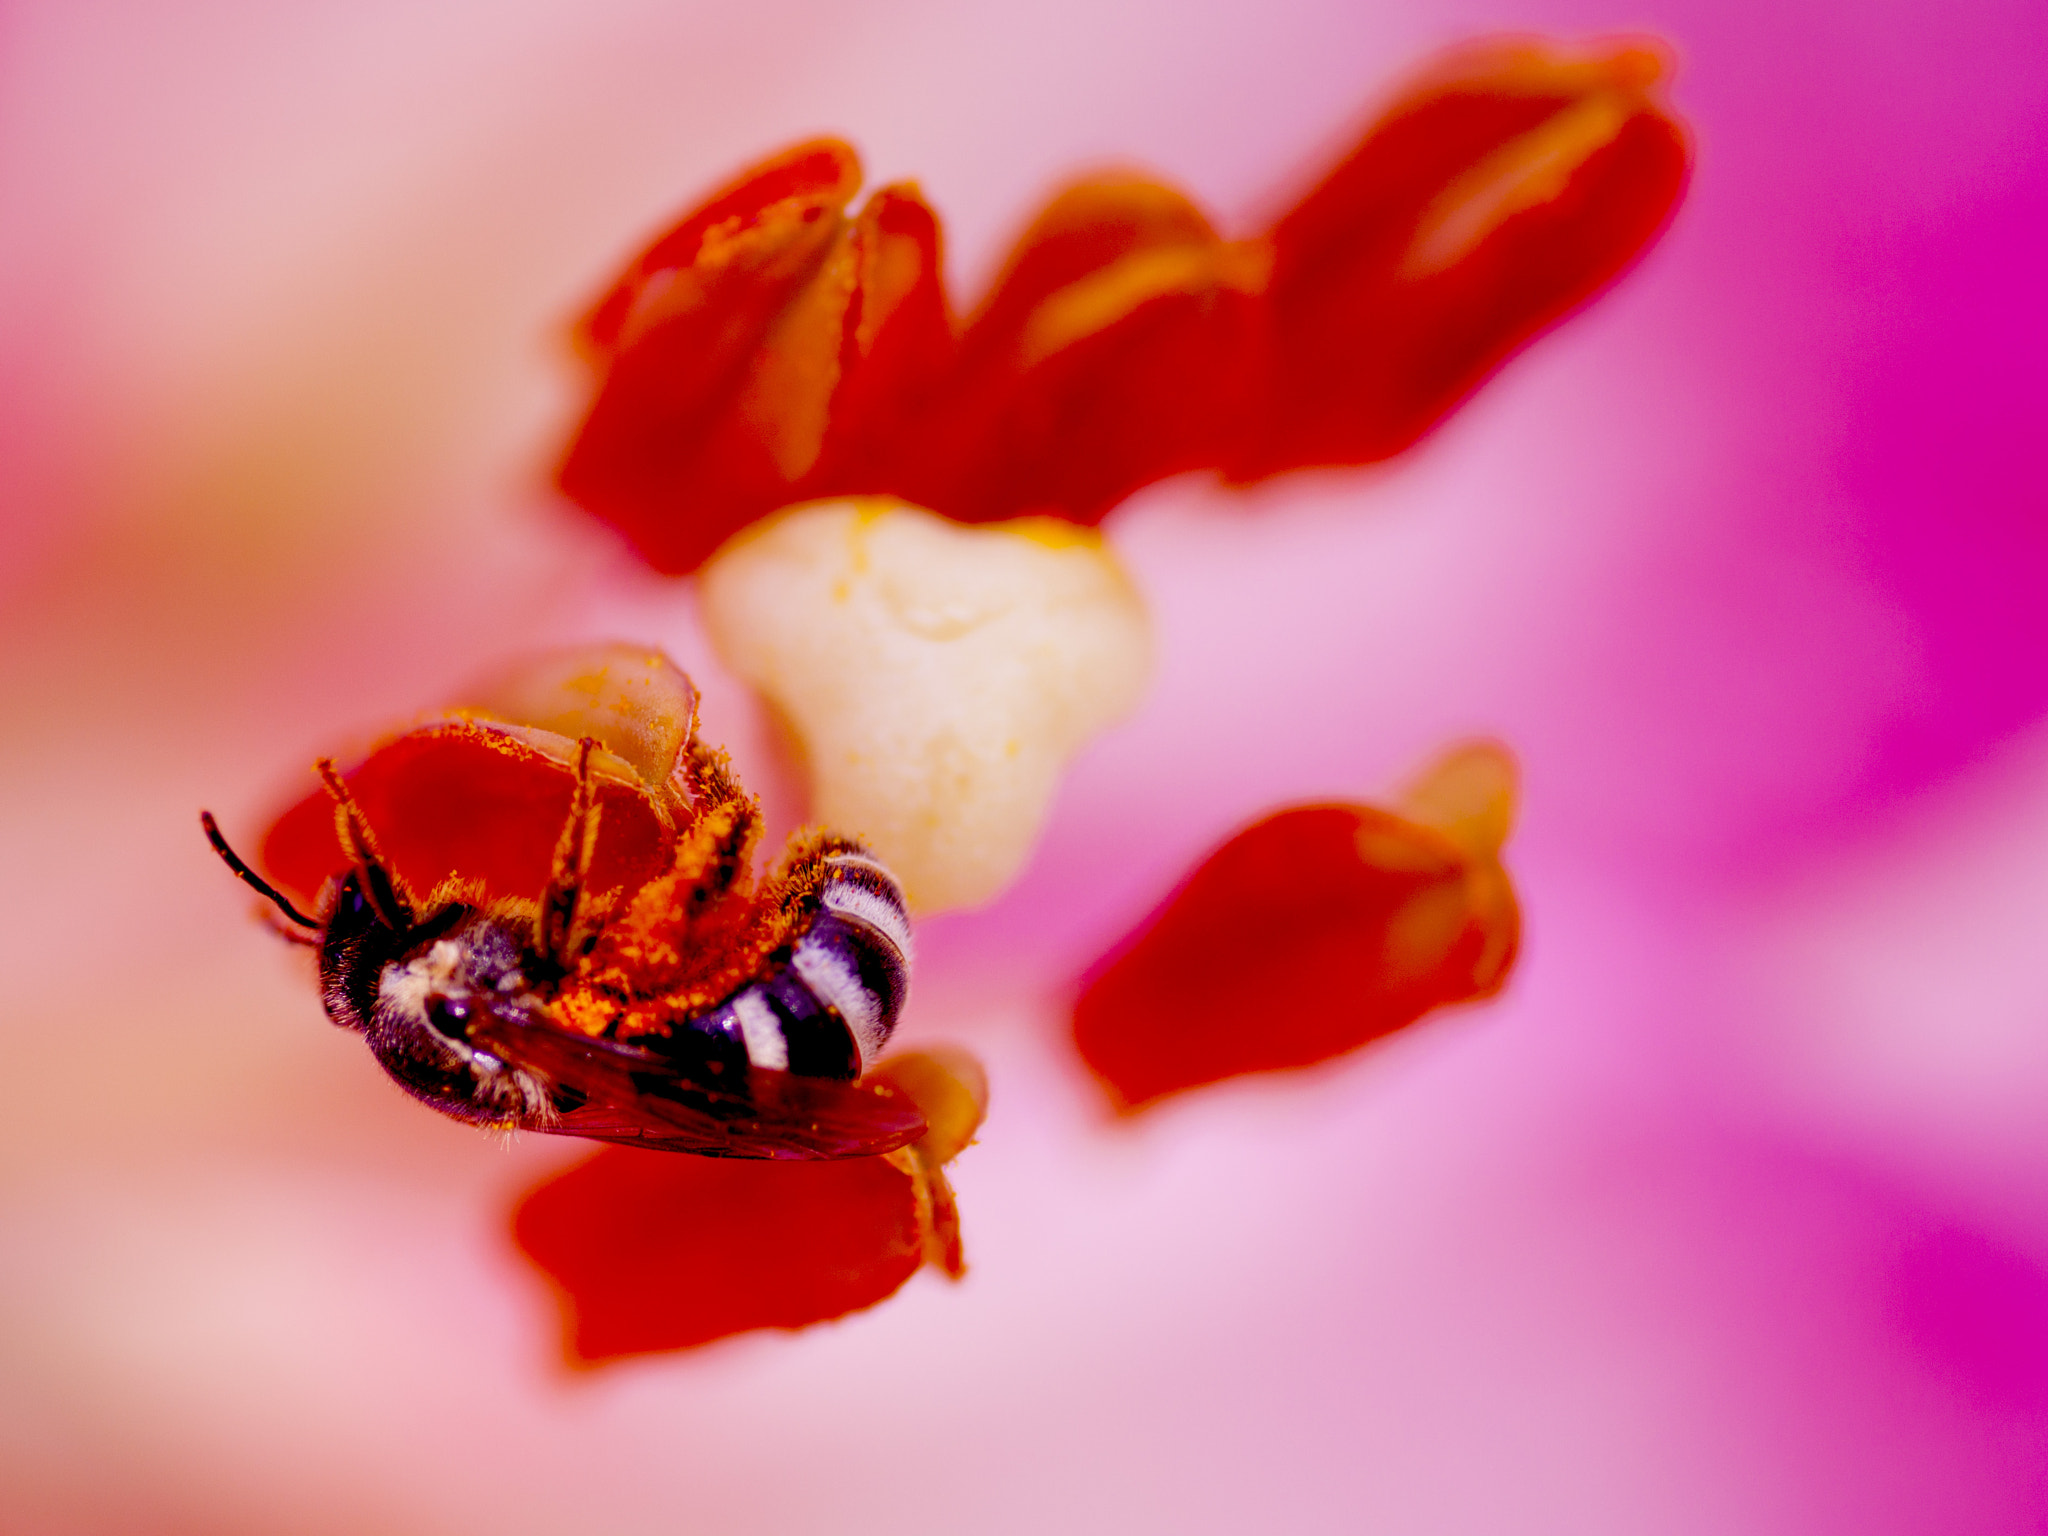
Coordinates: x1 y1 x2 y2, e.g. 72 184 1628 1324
1072 745 1520 1110
260 722 677 913
514 1150 925 1362
555 36 1690 572
257 643 696 909
560 140 956 574
512 1047 986 1364
575 139 860 358
559 139 861 573
1231 37 1692 477
809 184 955 488
883 175 1270 526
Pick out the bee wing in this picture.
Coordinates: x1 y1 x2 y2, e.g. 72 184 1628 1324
467 1009 927 1160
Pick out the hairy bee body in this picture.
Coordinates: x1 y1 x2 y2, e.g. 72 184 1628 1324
205 647 927 1159
307 846 913 1143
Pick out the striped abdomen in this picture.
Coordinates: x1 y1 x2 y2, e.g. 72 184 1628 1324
666 851 913 1081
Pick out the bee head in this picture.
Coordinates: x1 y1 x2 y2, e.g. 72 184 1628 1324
352 901 557 1127
202 770 560 1128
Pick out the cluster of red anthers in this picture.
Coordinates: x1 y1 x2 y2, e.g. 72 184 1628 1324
559 38 1689 574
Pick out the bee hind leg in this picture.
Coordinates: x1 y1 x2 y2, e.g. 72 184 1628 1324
673 737 765 914
758 827 863 923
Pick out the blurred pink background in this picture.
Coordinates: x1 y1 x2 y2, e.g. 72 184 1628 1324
4 0 2047 1531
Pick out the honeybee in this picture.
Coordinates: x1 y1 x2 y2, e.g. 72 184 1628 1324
203 646 925 1159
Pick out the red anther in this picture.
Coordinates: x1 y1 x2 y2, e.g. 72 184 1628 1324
1232 38 1691 477
811 184 956 489
969 176 1229 351
558 139 864 574
259 722 675 911
883 175 1270 526
576 139 863 360
256 644 695 908
562 161 963 574
510 1046 985 1362
513 1148 926 1364
1072 796 1519 1111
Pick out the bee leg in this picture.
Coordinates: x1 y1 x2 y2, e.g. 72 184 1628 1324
266 914 324 947
675 736 765 913
536 736 604 969
758 827 856 922
884 1145 966 1281
680 728 750 815
871 1051 985 1280
315 758 416 930
918 1156 967 1279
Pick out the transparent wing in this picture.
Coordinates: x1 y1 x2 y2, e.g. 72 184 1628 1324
467 1008 927 1160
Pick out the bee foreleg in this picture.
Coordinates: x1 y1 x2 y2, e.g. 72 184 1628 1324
536 737 604 968
315 759 416 930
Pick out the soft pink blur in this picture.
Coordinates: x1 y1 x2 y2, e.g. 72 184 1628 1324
4 1 2047 1531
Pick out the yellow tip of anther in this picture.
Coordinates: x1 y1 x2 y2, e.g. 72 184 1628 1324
1399 739 1519 860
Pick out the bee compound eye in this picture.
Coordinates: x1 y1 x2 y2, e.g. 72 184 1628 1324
425 994 472 1041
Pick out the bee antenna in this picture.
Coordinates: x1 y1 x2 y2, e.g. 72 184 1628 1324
314 758 416 931
200 811 322 930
